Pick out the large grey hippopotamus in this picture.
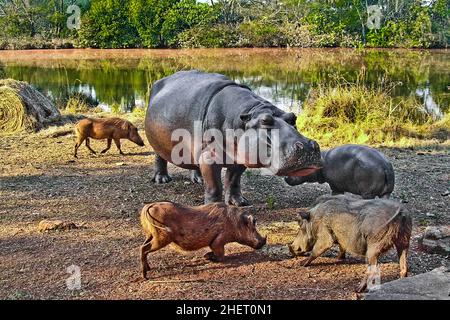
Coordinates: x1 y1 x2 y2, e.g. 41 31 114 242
285 144 395 198
145 70 322 206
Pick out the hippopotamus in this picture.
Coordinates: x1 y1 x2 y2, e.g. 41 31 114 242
145 70 321 206
284 144 395 199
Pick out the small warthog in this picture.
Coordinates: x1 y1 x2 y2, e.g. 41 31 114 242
285 144 395 199
74 117 145 158
289 194 412 292
140 201 267 279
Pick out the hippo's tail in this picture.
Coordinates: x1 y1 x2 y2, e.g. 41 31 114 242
140 203 172 233
381 164 395 198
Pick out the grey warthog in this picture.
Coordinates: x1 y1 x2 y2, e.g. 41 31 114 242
289 194 412 292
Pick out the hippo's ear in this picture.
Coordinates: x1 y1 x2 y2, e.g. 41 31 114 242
240 113 252 124
282 112 297 126
297 210 310 221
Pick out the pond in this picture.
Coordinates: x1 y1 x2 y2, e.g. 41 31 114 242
0 48 448 117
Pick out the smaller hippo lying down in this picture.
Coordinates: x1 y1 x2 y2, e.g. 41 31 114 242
74 117 145 158
285 144 395 199
140 202 266 279
289 193 412 292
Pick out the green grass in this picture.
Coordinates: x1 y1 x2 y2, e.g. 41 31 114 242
297 78 449 148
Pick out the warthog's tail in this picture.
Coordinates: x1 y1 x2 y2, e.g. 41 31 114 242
140 203 172 233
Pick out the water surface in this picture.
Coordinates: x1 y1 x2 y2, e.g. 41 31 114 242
0 48 448 117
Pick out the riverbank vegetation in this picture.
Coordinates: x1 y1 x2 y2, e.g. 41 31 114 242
0 1 448 49
297 77 450 148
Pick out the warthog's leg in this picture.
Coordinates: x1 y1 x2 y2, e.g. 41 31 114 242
337 245 346 260
204 235 225 262
101 139 112 154
396 243 409 278
357 246 380 293
140 235 170 280
152 155 172 184
74 137 85 158
224 165 249 207
302 230 333 267
85 138 96 155
114 139 124 155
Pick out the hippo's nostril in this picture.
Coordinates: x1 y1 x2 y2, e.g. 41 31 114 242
295 142 304 150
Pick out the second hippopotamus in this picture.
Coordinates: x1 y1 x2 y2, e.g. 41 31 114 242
145 70 322 206
285 144 395 199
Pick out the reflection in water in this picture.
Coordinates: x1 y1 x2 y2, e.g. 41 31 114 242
416 87 443 119
0 49 448 116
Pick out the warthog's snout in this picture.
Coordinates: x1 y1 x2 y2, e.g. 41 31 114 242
288 244 308 257
256 235 267 249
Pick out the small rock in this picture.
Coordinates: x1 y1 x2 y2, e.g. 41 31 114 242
116 162 126 166
425 213 436 218
418 226 450 255
441 190 449 197
38 219 78 232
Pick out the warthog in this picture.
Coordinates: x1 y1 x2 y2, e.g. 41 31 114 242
139 201 267 279
74 117 144 158
289 194 412 292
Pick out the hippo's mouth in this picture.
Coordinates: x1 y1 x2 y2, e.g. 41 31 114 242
285 166 321 177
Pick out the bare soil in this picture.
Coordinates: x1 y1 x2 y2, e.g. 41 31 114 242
0 120 449 300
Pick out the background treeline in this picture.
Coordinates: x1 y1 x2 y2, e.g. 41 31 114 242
0 0 448 49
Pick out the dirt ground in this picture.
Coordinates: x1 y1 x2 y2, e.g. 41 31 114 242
0 120 449 300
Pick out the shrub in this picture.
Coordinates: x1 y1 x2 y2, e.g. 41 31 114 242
296 79 447 147
177 24 239 48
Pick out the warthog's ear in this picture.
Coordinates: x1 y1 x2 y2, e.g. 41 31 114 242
281 112 297 126
297 210 310 221
240 113 252 124
241 214 255 226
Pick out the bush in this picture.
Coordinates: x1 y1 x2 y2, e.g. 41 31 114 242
177 24 239 48
78 0 139 48
296 80 447 147
238 20 284 47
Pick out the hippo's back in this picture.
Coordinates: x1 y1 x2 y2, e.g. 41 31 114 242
323 145 395 198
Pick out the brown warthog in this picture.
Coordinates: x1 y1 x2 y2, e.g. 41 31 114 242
139 201 267 279
289 193 412 292
74 117 144 158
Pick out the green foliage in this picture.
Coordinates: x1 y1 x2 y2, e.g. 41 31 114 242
296 77 449 147
178 24 239 48
78 0 139 48
0 0 447 48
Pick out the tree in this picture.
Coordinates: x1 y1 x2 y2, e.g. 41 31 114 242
78 0 139 48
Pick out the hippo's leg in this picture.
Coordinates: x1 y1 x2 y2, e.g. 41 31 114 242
152 155 172 184
190 168 203 184
200 163 223 204
114 139 124 155
85 138 96 155
101 139 112 154
224 165 249 207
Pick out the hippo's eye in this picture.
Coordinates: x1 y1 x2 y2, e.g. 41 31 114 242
261 114 274 126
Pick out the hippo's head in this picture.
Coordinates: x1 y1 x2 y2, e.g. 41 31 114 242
237 111 321 176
